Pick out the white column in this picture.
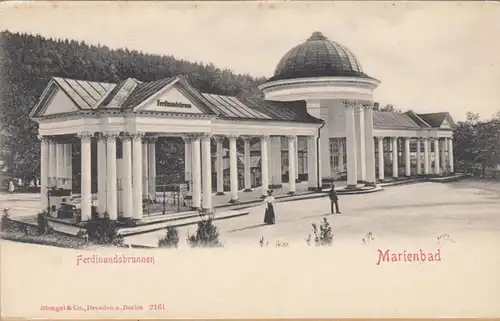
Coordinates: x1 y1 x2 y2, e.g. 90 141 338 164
55 142 63 188
229 135 239 203
338 138 345 173
261 135 270 196
132 133 144 220
48 140 56 188
434 138 440 175
97 134 107 215
79 133 92 222
191 135 201 209
66 142 73 189
355 105 366 182
184 139 191 181
363 105 376 185
344 101 358 188
243 137 252 192
270 136 282 186
294 136 299 181
214 136 225 195
377 137 385 181
307 135 318 190
424 138 430 175
201 134 213 211
440 139 447 173
404 138 411 177
39 136 49 211
448 138 454 173
148 137 157 200
105 133 118 220
416 139 422 175
287 135 297 194
61 144 67 186
142 140 149 197
392 137 399 178
121 134 133 219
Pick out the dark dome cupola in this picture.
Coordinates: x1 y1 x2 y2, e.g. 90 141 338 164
270 31 368 82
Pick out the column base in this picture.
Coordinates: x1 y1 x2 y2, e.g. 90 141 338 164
228 199 239 204
364 182 376 187
307 186 319 191
243 188 253 192
287 191 296 196
216 192 225 196
269 184 282 189
345 184 359 190
260 195 267 199
190 206 200 211
199 208 215 215
392 176 399 180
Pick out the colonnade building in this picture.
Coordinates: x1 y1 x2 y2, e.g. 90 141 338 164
30 31 455 221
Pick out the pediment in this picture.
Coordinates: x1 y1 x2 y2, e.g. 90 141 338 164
440 117 451 129
138 84 205 114
39 87 80 116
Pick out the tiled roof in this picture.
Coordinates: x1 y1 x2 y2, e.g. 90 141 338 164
119 78 176 110
373 111 421 130
417 112 455 128
202 93 322 123
52 77 115 109
98 78 141 108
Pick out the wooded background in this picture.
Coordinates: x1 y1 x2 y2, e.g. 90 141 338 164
1 31 499 183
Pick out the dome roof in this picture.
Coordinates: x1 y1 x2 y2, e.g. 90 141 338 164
269 31 369 82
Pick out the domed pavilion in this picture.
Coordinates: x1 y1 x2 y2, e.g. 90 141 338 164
29 31 455 225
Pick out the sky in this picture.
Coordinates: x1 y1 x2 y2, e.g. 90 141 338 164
1 1 499 121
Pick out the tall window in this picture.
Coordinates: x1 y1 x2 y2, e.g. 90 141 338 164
329 138 345 177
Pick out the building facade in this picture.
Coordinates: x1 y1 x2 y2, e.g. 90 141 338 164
29 31 455 221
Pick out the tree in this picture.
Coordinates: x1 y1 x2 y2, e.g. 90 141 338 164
0 30 264 180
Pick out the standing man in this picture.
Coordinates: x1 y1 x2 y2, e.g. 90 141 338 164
329 185 340 214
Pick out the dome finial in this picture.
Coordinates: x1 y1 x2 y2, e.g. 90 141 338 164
308 31 327 41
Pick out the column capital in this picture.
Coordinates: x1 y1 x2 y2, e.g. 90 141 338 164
37 135 51 144
131 132 145 142
143 136 158 144
200 133 213 142
342 100 356 109
286 134 297 140
213 135 226 143
102 132 119 142
227 134 239 140
240 135 253 142
362 103 375 109
78 132 93 142
119 132 135 141
376 136 385 140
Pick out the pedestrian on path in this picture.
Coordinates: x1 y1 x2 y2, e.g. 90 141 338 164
263 190 276 225
329 185 340 214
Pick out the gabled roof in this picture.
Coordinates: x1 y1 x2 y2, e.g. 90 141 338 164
417 112 456 128
203 93 323 123
52 77 115 109
373 111 422 130
97 78 141 109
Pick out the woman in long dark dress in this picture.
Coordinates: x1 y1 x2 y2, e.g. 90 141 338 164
263 190 276 225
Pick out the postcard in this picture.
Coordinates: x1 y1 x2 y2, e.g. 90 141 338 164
1 1 500 319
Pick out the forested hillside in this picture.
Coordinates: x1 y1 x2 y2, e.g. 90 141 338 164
0 30 267 181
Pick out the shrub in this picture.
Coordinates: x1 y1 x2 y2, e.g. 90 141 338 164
37 212 51 235
84 212 124 246
0 208 14 232
186 212 223 248
158 226 179 248
276 240 289 247
305 217 334 246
